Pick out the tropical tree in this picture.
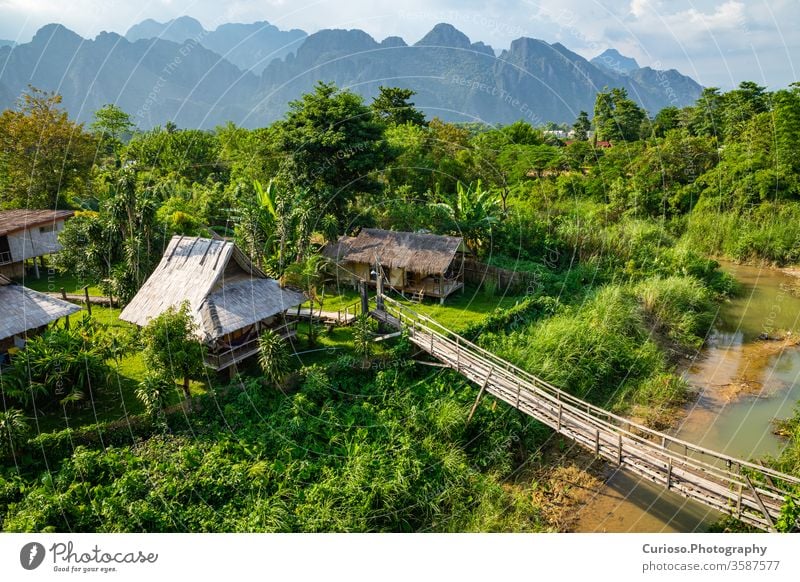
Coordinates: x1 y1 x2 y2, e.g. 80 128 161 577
371 86 427 126
572 111 591 141
352 314 377 363
0 87 95 209
1 317 116 409
135 371 171 427
593 87 647 142
257 329 291 389
140 302 205 404
274 81 387 217
281 253 330 345
0 408 30 458
434 181 501 254
91 103 135 158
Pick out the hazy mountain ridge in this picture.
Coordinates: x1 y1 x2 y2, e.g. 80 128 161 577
125 16 307 74
0 21 703 129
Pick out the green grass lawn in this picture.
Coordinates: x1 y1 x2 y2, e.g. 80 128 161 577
16 271 104 296
387 283 525 331
301 287 361 313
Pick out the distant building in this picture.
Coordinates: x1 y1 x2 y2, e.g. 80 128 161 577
120 236 305 371
324 228 466 304
0 274 81 359
543 129 574 140
0 209 74 278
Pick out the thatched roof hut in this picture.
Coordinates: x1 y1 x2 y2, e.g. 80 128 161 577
0 274 81 342
324 228 463 276
120 236 305 344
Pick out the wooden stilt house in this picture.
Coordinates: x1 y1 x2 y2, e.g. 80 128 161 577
324 228 465 303
120 236 305 371
0 274 81 361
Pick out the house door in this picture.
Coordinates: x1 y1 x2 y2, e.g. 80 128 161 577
0 235 10 264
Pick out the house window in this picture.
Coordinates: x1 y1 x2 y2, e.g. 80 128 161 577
39 224 56 234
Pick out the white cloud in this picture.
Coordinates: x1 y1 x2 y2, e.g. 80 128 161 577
629 0 649 19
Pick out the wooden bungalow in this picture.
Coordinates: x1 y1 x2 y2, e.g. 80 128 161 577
0 274 81 361
325 228 465 303
119 236 305 371
0 209 74 278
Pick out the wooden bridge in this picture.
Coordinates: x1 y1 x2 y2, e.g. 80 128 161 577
370 293 800 532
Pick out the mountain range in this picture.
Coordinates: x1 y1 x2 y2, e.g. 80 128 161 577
0 19 703 129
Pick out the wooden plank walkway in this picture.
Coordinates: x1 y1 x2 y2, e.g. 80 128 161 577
371 295 800 531
291 300 362 326
44 292 115 306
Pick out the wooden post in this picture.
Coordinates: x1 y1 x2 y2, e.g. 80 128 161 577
83 285 92 316
744 474 775 531
515 382 521 409
557 403 563 432
359 280 369 315
617 434 623 466
736 484 743 518
60 287 67 300
666 459 672 490
466 369 493 425
594 429 600 457
456 336 460 371
375 261 384 312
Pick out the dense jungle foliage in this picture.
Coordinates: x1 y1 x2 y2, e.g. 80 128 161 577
2 80 800 531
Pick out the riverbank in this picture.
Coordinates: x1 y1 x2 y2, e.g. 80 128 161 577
571 260 800 532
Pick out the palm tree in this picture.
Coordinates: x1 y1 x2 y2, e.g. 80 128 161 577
0 408 30 457
258 329 291 389
281 253 331 346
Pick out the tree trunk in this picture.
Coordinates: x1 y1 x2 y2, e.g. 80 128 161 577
182 374 192 405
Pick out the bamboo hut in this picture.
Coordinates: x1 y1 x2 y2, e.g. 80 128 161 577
120 236 305 371
0 209 74 278
324 228 465 303
0 274 81 359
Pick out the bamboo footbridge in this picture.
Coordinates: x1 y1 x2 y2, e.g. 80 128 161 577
370 293 800 531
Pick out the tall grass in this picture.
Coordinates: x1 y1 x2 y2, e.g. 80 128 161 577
683 202 800 265
634 275 714 348
484 275 714 419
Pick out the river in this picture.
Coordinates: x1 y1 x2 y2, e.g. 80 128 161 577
574 261 800 532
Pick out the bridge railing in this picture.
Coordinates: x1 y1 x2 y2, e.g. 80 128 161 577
378 294 800 499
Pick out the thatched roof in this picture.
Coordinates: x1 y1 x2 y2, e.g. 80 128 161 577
324 228 463 276
0 277 81 340
120 236 304 342
0 209 74 236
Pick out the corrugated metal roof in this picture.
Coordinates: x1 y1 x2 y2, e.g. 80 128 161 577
0 209 74 236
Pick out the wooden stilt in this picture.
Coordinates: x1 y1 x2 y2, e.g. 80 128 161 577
745 474 775 531
83 285 92 316
466 369 493 425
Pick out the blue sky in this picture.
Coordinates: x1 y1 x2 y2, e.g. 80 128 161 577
0 0 797 89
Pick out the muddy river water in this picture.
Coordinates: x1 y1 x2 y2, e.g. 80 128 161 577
574 261 800 532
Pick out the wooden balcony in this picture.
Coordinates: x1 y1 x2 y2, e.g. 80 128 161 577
204 320 297 371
